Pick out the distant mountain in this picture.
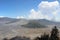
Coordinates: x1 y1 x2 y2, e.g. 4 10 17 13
21 20 46 28
20 19 60 28
0 17 19 24
0 17 60 28
37 19 60 26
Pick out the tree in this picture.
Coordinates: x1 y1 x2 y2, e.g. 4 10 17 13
34 33 49 40
50 26 59 40
40 33 49 40
34 37 40 40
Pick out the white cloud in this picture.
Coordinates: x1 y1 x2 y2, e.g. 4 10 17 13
28 1 60 21
0 16 5 18
38 1 59 8
52 11 58 16
28 9 44 19
38 1 59 15
16 16 25 19
17 1 60 21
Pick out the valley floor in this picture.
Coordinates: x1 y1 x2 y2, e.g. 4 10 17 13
0 27 60 40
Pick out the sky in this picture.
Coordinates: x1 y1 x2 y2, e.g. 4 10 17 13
0 0 60 21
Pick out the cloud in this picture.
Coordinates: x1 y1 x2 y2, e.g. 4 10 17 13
38 1 60 21
0 16 5 18
38 1 59 8
28 1 60 21
16 16 25 19
28 9 44 19
17 1 60 21
38 1 59 15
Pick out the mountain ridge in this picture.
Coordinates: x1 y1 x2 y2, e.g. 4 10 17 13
0 17 60 27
